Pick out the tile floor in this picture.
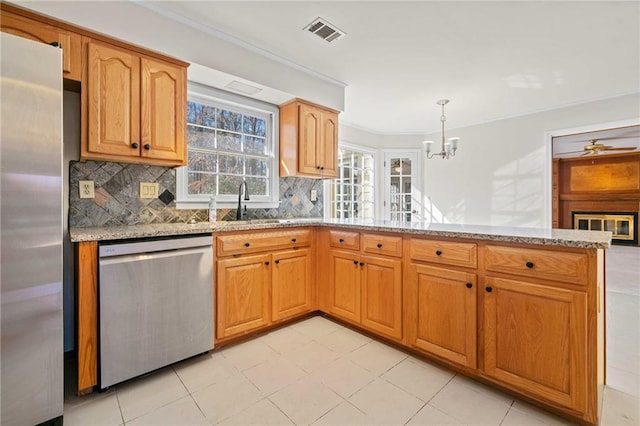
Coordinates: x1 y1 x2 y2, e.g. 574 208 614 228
64 247 640 426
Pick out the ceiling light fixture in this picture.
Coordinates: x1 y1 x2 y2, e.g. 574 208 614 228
423 99 460 160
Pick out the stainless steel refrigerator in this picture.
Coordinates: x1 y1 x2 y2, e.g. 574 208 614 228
1 32 64 425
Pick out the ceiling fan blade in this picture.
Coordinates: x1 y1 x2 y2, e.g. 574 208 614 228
602 146 637 151
580 151 595 157
556 150 588 155
591 136 639 141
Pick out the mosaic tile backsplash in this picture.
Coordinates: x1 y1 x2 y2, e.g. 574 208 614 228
69 161 324 227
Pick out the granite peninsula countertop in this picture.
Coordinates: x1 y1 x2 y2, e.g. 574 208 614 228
69 218 612 249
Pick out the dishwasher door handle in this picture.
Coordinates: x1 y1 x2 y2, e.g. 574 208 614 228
99 246 212 266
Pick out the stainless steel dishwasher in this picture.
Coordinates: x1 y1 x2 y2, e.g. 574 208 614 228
98 234 214 389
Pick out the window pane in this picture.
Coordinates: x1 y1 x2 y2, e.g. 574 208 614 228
218 174 243 195
217 109 242 132
218 130 242 152
245 136 266 155
218 154 244 175
188 151 217 173
187 102 215 126
246 157 268 177
246 177 267 195
187 172 216 195
187 125 216 150
243 116 266 137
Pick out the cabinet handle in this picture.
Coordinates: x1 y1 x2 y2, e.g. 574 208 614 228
275 259 280 264
244 242 250 247
485 286 493 293
131 142 139 149
359 262 365 266
339 238 344 243
525 261 534 269
353 260 358 265
265 261 270 266
466 282 473 289
291 238 297 243
377 243 383 248
435 250 442 256
143 144 151 150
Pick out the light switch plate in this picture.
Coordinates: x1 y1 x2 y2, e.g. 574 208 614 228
140 182 159 199
310 189 318 202
79 180 95 199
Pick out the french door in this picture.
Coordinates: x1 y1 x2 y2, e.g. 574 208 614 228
383 151 421 221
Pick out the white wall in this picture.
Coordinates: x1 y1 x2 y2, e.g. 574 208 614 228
15 1 345 111
388 93 640 227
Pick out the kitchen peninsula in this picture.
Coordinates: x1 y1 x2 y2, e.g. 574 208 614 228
71 219 609 425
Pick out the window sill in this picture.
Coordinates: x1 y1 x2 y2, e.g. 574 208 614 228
175 200 281 210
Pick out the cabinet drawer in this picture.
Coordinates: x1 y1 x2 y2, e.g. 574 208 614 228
483 245 588 285
362 233 403 257
217 229 311 257
329 230 360 250
410 239 477 268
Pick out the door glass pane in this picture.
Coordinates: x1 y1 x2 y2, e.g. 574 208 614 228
386 155 415 222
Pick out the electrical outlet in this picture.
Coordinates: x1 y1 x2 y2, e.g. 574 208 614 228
140 182 159 199
310 189 318 202
79 180 95 199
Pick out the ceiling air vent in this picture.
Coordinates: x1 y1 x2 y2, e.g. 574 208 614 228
304 17 345 43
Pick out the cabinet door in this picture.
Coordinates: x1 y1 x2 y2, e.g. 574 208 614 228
408 264 477 368
86 42 140 158
272 249 312 322
319 111 338 177
328 250 361 323
140 57 186 164
216 254 271 339
361 255 402 340
483 277 587 412
298 103 321 175
1 12 81 80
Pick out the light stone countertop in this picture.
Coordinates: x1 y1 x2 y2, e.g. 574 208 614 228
69 218 612 249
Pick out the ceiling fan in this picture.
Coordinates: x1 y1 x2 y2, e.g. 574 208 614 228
556 136 639 156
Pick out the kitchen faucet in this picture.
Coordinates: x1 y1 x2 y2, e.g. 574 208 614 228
236 181 250 220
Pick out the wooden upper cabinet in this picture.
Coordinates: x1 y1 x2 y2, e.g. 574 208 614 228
83 41 187 166
140 58 186 163
0 10 82 81
86 42 140 159
280 99 339 178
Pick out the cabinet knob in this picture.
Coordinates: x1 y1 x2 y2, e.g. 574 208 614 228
265 261 270 266
316 166 321 170
49 42 60 48
291 238 297 243
244 242 250 247
275 259 280 264
143 143 151 150
131 142 139 149
466 282 473 289
377 243 383 248
339 238 344 243
320 166 324 170
435 250 442 256
359 262 365 266
353 260 358 265
485 286 493 293
525 261 534 269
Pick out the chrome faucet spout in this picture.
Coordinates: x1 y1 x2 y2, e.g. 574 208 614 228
236 181 250 220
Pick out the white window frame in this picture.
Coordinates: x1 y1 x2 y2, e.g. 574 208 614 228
324 142 377 220
176 82 279 209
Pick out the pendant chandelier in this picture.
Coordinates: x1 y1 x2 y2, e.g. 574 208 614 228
423 99 460 160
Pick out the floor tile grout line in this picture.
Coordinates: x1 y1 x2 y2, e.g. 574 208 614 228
114 388 126 426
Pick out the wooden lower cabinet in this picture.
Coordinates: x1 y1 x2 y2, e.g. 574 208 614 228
328 249 361 323
407 263 477 368
483 276 588 415
327 249 403 340
216 254 271 339
272 248 312 322
361 255 402 340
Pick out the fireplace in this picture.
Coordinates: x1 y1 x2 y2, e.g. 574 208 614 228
572 211 638 245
